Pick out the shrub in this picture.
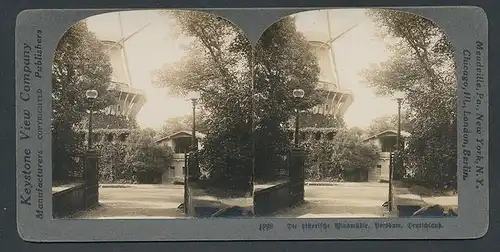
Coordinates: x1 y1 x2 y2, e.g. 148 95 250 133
304 129 380 182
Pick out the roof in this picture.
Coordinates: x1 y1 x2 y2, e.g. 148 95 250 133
155 130 206 144
363 129 411 142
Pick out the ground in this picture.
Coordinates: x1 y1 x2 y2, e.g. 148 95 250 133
275 182 388 218
71 182 391 219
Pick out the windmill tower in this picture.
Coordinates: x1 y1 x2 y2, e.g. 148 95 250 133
85 12 147 119
295 10 355 118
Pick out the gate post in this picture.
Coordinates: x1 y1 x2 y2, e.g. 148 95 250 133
184 150 200 217
388 152 395 212
83 150 99 209
288 147 306 205
187 150 200 182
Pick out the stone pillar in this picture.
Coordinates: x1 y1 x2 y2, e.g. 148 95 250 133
187 150 200 181
83 150 99 209
288 148 306 204
184 150 200 217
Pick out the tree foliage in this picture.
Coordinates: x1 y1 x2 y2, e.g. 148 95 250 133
365 112 412 137
155 11 321 190
159 112 208 137
52 21 115 181
364 9 457 188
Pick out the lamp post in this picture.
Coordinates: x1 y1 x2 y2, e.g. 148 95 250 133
188 91 201 151
85 90 98 150
292 89 305 148
184 91 200 215
388 91 404 213
396 97 403 156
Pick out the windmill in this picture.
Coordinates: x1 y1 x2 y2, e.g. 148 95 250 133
298 10 356 119
85 12 150 119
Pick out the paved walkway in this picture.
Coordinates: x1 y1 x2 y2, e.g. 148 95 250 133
274 182 389 218
69 182 389 219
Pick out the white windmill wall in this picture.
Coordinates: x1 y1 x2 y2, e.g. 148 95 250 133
309 40 338 90
83 12 147 119
294 10 354 118
85 13 131 87
295 10 339 89
101 41 130 86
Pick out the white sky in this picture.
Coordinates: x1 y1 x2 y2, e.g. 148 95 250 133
85 9 400 130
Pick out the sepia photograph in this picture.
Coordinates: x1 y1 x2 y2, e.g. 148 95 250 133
51 8 458 220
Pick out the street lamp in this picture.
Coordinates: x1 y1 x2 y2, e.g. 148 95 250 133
184 90 200 215
292 89 305 147
388 91 404 213
85 89 98 150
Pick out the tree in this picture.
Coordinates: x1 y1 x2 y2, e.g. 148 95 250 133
159 112 208 137
52 21 115 181
365 112 412 137
363 9 457 188
154 11 321 191
253 16 321 181
155 11 254 192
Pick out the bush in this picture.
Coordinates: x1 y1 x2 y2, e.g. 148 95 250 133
304 129 380 182
122 129 174 184
93 129 174 184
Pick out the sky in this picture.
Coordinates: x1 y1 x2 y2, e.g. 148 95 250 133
84 9 400 130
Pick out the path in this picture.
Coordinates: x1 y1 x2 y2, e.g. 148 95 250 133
275 182 389 218
73 184 186 219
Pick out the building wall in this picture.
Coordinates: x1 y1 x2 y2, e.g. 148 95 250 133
365 134 407 182
162 156 186 183
86 14 146 120
365 138 389 182
160 136 204 183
